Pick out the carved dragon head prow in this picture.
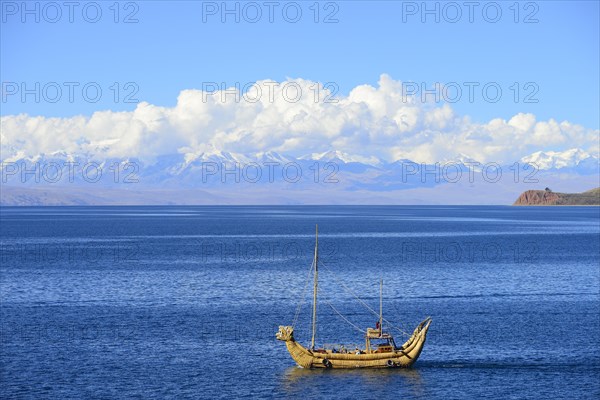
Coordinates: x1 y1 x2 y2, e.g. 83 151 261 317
276 326 294 342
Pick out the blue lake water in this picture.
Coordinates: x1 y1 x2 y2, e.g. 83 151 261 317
1 206 599 399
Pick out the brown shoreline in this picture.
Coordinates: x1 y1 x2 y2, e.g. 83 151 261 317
513 188 600 206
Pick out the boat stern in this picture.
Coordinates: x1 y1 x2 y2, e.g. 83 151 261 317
419 317 432 336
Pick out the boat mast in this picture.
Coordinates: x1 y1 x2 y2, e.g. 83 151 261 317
310 224 318 350
379 279 383 337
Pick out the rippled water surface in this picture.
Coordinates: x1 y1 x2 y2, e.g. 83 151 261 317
1 206 599 399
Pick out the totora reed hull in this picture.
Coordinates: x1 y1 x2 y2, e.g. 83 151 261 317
276 226 431 369
276 318 431 369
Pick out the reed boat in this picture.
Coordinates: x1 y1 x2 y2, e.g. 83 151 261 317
276 225 431 369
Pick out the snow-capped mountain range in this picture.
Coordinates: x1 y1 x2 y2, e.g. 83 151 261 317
1 148 597 205
520 148 596 170
1 148 598 183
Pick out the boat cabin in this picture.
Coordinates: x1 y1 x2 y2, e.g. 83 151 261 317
365 327 397 353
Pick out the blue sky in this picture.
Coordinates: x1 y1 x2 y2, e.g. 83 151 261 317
2 0 598 127
1 0 599 167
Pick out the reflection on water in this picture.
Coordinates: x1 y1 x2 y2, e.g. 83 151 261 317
281 366 425 397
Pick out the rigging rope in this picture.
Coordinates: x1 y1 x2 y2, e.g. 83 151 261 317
290 250 413 338
322 295 365 334
319 259 411 337
292 257 315 328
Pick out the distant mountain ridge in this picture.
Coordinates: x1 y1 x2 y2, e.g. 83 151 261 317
513 188 600 206
1 148 599 206
520 149 594 170
2 147 598 175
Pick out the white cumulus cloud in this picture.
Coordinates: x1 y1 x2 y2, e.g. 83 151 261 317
1 74 598 164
